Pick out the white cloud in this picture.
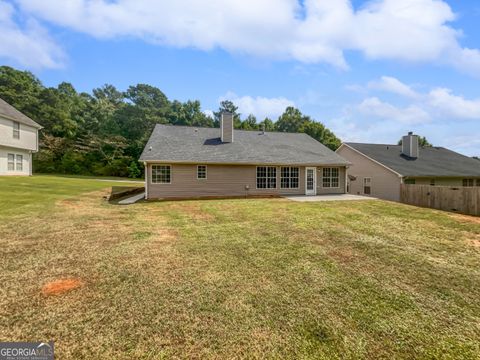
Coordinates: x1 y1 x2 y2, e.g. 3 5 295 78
358 97 431 124
330 75 480 155
427 88 480 119
0 1 64 69
351 0 457 61
12 0 480 75
330 114 407 145
351 75 480 122
203 109 214 118
219 91 294 120
448 134 480 157
368 76 419 99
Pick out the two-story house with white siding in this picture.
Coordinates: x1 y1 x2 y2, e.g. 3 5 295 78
0 97 42 176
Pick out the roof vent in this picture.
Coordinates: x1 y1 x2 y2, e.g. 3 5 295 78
149 146 152 151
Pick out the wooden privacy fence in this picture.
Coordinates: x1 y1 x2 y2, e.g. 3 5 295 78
400 184 480 216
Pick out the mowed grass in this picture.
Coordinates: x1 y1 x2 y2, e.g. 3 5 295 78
1 176 479 359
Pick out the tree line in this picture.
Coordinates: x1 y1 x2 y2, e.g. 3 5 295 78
0 66 341 178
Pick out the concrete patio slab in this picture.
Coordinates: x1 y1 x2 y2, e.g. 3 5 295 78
118 192 145 205
283 194 377 202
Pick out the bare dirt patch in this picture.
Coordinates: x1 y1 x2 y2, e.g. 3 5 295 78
328 247 356 265
58 190 111 213
42 278 84 296
169 202 215 221
449 213 480 224
467 233 480 248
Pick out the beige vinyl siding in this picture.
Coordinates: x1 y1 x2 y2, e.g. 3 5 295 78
337 145 402 201
0 146 32 175
146 164 348 199
0 116 38 151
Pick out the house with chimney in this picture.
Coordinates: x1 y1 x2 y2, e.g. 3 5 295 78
139 113 350 200
336 132 480 202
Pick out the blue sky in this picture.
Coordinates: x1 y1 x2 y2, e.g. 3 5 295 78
0 0 479 156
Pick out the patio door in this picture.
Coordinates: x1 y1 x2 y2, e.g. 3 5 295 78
305 167 317 195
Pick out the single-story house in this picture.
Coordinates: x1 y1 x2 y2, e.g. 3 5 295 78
336 132 480 202
0 97 42 176
139 113 350 200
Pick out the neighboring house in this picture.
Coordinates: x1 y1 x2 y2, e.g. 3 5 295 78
336 132 480 202
0 98 42 176
139 113 350 200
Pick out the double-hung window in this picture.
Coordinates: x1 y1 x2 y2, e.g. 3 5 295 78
16 154 23 171
152 165 171 184
463 179 474 187
322 167 339 188
256 166 276 189
13 121 20 139
280 167 299 189
363 177 371 194
7 154 15 171
7 154 22 171
197 165 207 180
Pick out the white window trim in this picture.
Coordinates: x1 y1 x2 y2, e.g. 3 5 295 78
363 177 372 194
7 153 24 172
255 166 277 190
280 166 300 189
151 164 172 184
322 167 340 189
7 153 15 171
305 167 317 195
16 154 23 171
13 121 20 139
197 165 207 180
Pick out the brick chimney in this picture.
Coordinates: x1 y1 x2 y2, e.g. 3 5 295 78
221 112 234 143
402 131 419 158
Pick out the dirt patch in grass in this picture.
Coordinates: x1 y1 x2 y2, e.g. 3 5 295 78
59 189 110 205
467 234 480 248
60 199 83 209
42 278 84 296
449 213 480 224
169 202 215 221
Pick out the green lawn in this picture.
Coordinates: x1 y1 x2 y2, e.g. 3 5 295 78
1 176 479 359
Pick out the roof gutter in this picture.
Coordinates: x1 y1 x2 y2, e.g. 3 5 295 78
139 159 350 167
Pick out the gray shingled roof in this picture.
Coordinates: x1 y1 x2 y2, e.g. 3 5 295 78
0 97 42 129
140 124 349 166
345 143 480 177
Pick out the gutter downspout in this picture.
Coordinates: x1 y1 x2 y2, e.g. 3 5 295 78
144 162 148 200
345 166 348 194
